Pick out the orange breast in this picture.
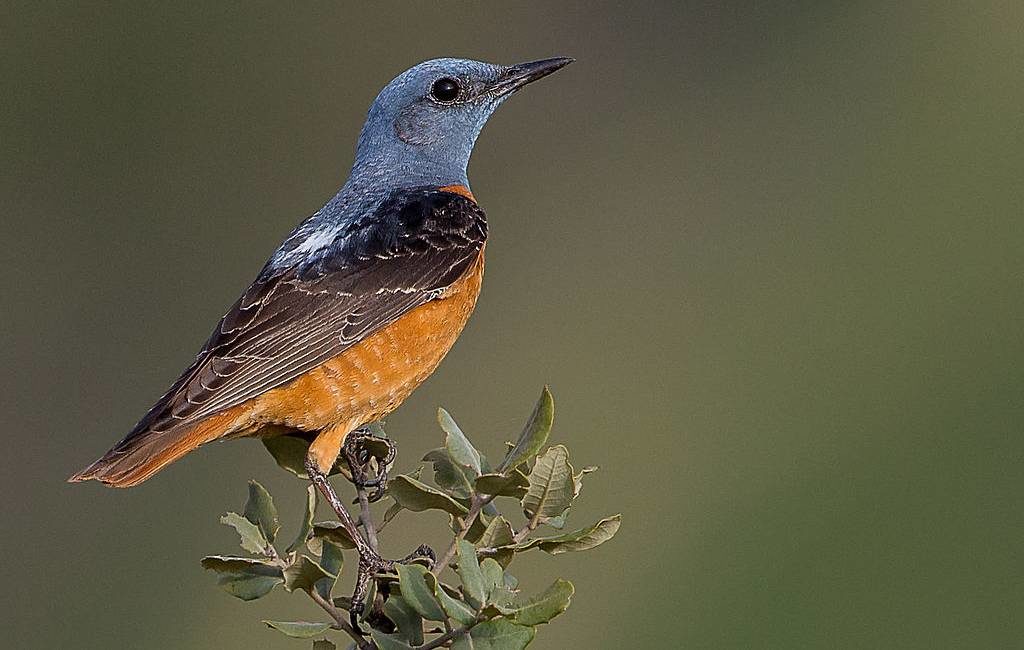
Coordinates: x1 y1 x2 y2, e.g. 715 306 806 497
248 248 486 470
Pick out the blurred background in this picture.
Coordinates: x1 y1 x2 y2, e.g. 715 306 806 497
3 2 1022 648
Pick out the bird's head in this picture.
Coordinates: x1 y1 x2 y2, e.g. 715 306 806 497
350 57 574 189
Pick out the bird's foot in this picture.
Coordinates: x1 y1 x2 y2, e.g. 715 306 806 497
304 454 434 635
343 427 396 503
349 544 435 633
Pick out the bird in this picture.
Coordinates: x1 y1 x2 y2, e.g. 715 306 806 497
69 56 573 621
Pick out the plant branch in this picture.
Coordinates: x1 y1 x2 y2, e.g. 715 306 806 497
419 618 485 650
435 493 496 572
355 485 379 552
308 587 374 650
512 512 542 544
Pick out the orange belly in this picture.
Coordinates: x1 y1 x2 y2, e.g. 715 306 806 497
237 247 485 471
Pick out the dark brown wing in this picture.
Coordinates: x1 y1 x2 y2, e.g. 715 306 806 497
122 187 486 442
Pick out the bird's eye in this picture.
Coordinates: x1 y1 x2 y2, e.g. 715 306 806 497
430 77 461 103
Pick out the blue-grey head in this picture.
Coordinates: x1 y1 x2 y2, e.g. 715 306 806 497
348 57 574 190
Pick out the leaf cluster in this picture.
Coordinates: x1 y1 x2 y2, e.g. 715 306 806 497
202 387 620 649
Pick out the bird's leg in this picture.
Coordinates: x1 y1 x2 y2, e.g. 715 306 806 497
304 451 434 635
343 427 397 503
305 455 389 634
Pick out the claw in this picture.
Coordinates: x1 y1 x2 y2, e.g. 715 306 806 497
342 428 396 501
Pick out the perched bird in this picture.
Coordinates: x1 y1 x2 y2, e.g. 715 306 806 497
69 56 573 620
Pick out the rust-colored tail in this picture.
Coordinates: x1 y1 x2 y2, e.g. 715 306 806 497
68 410 237 488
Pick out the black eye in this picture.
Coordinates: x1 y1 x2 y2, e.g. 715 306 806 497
430 77 461 102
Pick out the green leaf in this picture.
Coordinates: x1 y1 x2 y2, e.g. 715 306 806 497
497 386 554 473
478 515 514 548
521 445 574 523
476 515 515 568
283 555 334 593
200 555 283 601
428 572 477 626
544 509 569 530
383 593 425 646
263 621 332 638
514 514 622 554
474 470 530 498
315 539 345 599
370 630 415 650
498 578 574 626
439 408 482 479
423 448 473 498
479 558 503 600
572 465 599 499
244 480 279 544
220 512 269 555
462 618 535 650
382 501 404 527
308 521 357 554
463 512 490 544
287 484 317 553
261 435 314 479
262 434 344 479
312 640 336 650
395 563 446 621
389 475 468 516
455 540 487 608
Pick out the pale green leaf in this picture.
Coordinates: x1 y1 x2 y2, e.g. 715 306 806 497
480 558 503 601
463 618 535 650
456 540 486 608
521 445 574 522
476 515 515 568
474 471 529 499
287 484 317 553
263 621 332 638
478 516 514 548
244 480 279 544
261 434 344 479
428 572 477 626
423 448 473 498
371 630 415 650
497 386 554 473
395 563 445 621
573 465 599 499
439 408 482 478
308 521 357 555
389 475 468 516
383 593 424 646
315 539 345 599
514 514 621 554
200 555 283 601
220 512 269 555
284 555 334 593
498 578 574 625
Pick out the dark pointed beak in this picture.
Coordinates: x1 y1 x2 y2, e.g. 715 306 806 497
491 57 575 96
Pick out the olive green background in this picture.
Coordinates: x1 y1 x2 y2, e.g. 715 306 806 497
3 2 1021 648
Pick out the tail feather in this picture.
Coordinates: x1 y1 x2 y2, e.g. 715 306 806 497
68 410 240 488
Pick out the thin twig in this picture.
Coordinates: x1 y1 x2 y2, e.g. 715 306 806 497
435 493 497 572
308 588 374 650
419 619 483 650
512 512 541 544
356 485 379 552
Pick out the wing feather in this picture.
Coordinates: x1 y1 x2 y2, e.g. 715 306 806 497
121 188 486 442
